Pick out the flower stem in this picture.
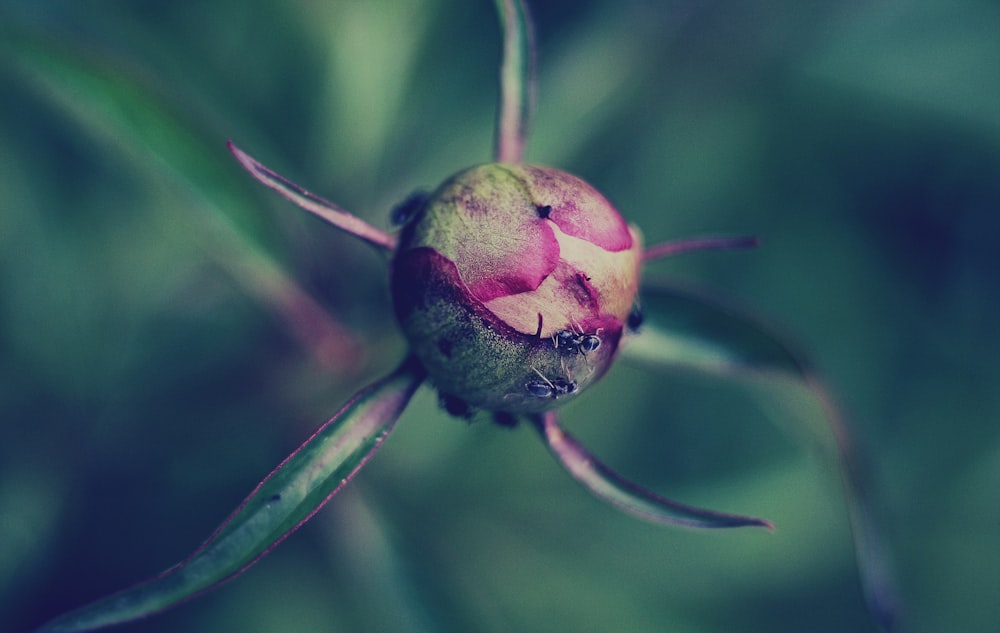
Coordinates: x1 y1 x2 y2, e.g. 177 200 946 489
493 0 535 164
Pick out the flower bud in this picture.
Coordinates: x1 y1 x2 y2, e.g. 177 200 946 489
392 164 641 414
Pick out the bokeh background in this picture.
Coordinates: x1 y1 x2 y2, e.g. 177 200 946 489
2 1 998 631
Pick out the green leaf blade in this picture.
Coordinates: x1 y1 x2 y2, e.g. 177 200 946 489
35 358 426 633
0 26 372 374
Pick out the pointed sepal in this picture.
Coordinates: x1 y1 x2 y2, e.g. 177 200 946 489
35 357 426 633
228 141 398 251
532 410 773 529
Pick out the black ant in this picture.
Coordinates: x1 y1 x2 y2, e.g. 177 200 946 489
525 366 578 399
552 327 601 355
390 190 429 227
627 303 643 332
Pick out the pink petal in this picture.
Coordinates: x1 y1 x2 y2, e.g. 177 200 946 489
514 165 634 252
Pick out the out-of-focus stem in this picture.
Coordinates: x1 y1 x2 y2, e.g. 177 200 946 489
493 0 535 164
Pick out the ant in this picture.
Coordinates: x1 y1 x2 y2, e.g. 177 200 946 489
525 366 578 399
552 325 601 355
389 190 429 227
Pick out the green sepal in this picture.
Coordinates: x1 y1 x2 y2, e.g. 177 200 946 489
35 358 426 633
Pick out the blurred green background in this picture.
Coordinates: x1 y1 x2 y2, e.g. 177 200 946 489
2 0 998 631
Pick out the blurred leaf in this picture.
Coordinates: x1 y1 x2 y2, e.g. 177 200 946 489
624 281 900 630
0 25 363 372
317 1 441 186
34 358 426 633
623 282 808 378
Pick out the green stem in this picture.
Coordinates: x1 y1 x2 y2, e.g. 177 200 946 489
493 0 535 163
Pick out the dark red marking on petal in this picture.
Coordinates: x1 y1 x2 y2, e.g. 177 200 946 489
575 272 596 302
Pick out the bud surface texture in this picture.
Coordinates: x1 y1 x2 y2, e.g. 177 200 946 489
392 164 641 414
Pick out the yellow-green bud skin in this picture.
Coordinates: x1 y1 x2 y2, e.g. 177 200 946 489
391 164 641 414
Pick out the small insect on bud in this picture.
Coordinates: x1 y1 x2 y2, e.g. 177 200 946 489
554 329 577 349
390 190 430 227
627 303 644 332
526 380 555 398
391 163 642 414
554 328 603 355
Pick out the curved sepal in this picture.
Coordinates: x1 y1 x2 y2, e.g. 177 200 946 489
642 235 759 262
493 0 535 163
34 358 426 633
625 281 901 631
228 141 398 252
532 411 773 530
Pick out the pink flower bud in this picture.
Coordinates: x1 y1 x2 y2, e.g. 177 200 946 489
392 164 641 414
